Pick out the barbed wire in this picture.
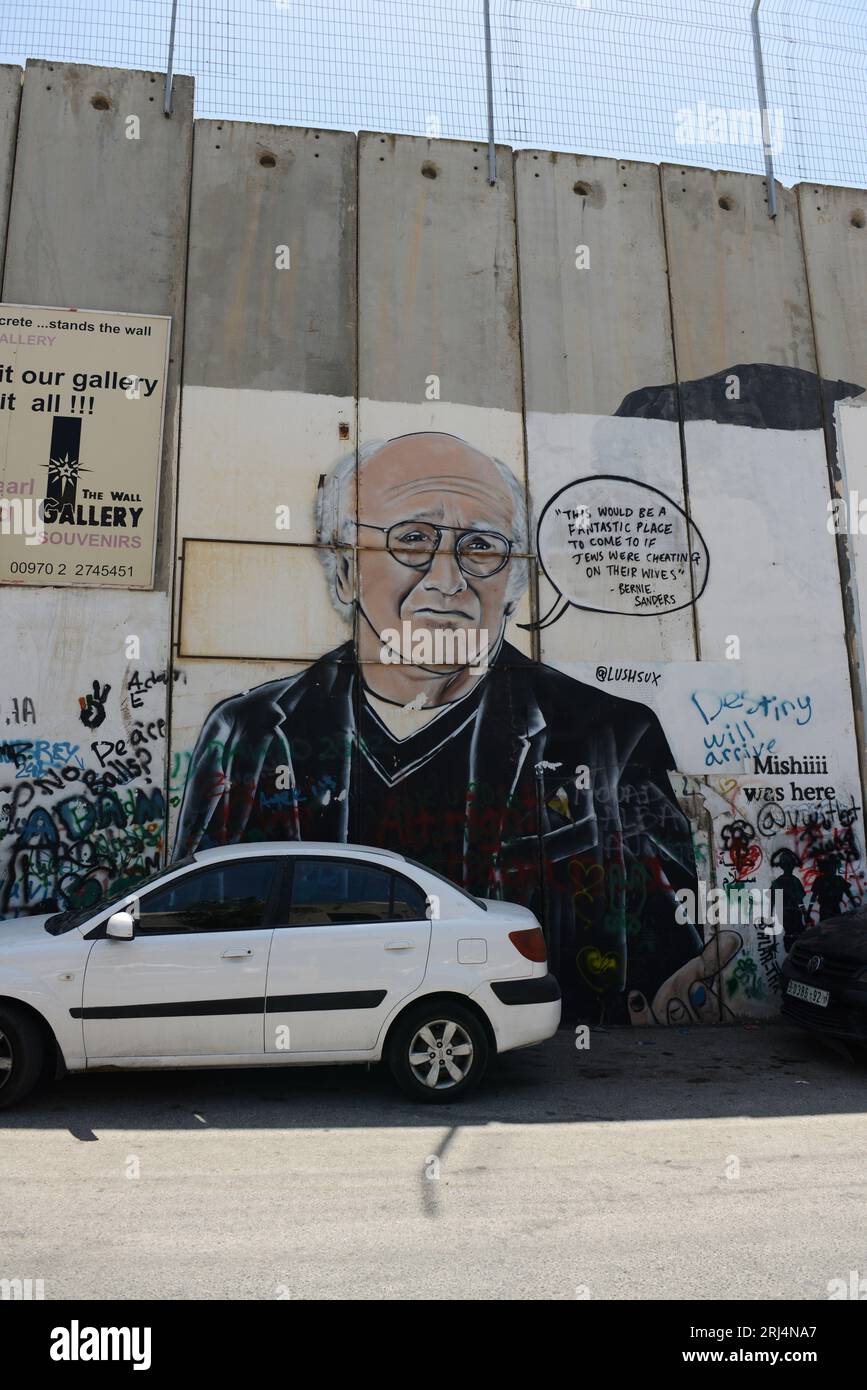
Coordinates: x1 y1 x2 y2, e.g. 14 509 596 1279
0 0 864 187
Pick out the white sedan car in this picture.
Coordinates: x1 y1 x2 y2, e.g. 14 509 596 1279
0 842 561 1107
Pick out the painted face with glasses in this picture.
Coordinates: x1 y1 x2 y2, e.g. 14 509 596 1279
335 434 522 702
358 519 512 577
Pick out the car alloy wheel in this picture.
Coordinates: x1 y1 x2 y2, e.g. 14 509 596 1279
388 1000 489 1102
0 1006 46 1110
408 1019 474 1091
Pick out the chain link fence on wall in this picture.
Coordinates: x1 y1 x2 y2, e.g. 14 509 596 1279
1 0 866 187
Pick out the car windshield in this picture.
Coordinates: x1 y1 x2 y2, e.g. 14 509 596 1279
401 857 487 910
43 858 195 935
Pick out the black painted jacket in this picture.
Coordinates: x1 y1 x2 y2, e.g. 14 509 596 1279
173 641 700 1019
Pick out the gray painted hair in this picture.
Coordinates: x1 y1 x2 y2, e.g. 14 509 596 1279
316 433 530 617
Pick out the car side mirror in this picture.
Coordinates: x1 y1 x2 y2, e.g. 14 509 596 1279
106 910 135 940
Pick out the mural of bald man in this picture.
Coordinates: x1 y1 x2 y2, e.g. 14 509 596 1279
175 431 708 1023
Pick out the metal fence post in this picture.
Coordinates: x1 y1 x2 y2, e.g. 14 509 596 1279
483 0 497 185
751 0 778 218
164 0 180 116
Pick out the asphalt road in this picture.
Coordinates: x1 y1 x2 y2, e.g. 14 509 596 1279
2 1022 866 1300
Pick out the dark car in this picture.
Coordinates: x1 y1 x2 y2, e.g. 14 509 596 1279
780 908 867 1044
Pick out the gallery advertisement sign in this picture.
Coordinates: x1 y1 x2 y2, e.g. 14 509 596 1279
0 304 171 588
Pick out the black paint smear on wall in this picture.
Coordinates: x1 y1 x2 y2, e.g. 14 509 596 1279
616 362 863 433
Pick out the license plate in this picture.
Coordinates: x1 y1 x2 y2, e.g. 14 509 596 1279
787 979 830 1008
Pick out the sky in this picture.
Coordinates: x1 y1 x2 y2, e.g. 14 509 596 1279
1 0 865 187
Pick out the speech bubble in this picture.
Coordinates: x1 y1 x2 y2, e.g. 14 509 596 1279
528 475 709 627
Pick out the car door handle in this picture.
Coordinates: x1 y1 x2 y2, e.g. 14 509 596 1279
385 941 414 951
221 948 253 959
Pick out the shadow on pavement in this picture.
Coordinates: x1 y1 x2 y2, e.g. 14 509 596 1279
2 1020 865 1135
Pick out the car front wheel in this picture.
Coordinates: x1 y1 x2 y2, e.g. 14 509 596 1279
387 1001 489 1102
0 1004 45 1110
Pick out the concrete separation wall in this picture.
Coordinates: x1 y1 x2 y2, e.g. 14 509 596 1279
3 60 867 1031
0 67 20 271
171 118 357 823
0 61 192 915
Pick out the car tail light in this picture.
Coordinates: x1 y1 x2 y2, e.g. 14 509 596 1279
509 927 547 963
